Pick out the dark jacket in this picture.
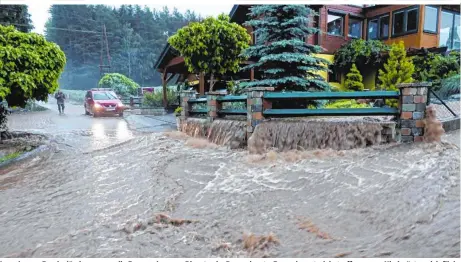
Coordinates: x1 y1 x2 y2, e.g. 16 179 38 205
55 92 66 104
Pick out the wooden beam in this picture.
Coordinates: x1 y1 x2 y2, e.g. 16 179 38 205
166 73 175 83
199 72 205 95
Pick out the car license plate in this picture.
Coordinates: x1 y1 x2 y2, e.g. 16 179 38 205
106 108 115 111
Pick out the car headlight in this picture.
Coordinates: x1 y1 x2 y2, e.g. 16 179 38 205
94 103 102 108
117 102 124 107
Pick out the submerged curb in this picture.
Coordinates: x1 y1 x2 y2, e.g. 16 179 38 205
0 144 50 169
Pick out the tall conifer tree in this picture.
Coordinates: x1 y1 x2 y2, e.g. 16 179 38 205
241 5 331 92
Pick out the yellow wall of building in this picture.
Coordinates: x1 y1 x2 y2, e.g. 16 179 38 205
362 67 377 90
312 54 343 90
311 53 376 91
312 54 333 80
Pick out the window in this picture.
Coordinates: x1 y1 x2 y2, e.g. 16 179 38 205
327 13 343 36
328 68 340 83
348 17 363 38
93 92 115 100
368 15 389 40
407 8 418 31
423 6 438 33
454 14 460 49
392 7 419 36
368 19 378 39
440 11 461 50
380 15 390 38
393 11 405 35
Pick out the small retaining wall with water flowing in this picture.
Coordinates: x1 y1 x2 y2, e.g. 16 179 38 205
177 83 442 153
179 117 396 153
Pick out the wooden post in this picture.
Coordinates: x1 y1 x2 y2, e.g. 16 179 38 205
250 68 255 81
162 70 168 109
199 72 205 96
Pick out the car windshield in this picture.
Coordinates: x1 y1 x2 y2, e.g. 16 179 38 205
93 92 117 100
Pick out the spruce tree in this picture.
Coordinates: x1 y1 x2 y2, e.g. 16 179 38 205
378 41 414 107
344 64 364 91
0 5 33 33
241 5 331 92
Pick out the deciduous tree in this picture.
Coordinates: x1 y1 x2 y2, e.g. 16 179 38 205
168 14 250 91
0 25 66 130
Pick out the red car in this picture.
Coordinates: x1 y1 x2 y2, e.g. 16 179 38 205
84 89 125 117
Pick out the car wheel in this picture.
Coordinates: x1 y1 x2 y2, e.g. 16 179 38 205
119 112 124 117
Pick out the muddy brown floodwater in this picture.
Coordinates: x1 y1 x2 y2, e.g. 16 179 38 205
0 105 460 258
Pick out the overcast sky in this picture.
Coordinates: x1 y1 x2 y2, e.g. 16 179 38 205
28 3 234 35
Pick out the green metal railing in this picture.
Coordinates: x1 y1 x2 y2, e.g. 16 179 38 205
263 91 400 117
186 91 400 117
188 95 247 116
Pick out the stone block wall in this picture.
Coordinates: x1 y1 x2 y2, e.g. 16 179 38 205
397 83 431 143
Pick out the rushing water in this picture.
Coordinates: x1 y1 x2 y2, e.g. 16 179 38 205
0 126 459 257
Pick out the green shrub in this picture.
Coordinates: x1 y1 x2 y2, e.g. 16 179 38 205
413 51 460 83
334 39 390 72
325 100 371 109
344 64 365 91
439 74 461 98
98 73 139 96
378 41 414 107
222 101 246 110
143 89 178 108
174 106 182 116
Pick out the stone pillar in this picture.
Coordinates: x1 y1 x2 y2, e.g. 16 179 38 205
180 90 196 120
207 91 227 122
397 82 431 143
245 87 274 138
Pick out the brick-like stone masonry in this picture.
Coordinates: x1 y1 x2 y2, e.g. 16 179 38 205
180 90 196 120
397 83 431 143
245 87 274 137
207 91 226 122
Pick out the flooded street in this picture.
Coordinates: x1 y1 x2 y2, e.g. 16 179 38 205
0 102 459 258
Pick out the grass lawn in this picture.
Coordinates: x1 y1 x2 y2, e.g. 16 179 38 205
0 151 22 164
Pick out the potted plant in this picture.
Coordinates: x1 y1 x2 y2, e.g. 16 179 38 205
174 106 182 131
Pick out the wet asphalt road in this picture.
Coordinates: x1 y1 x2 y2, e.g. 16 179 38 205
6 100 135 153
0 100 459 258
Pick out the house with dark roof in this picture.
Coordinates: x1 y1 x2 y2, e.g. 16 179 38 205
155 4 460 108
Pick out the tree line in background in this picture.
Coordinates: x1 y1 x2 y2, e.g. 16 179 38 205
0 5 33 33
45 5 201 90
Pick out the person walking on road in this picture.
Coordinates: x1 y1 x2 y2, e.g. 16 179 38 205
54 90 66 115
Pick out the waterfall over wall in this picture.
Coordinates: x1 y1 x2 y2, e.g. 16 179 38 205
179 117 396 153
